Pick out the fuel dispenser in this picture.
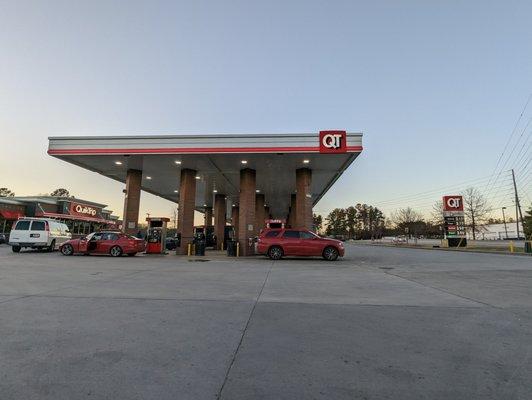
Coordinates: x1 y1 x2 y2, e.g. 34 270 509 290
145 217 170 254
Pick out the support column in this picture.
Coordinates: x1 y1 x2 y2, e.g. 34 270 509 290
288 194 297 228
238 169 256 256
296 168 313 230
231 206 239 239
255 193 265 235
265 206 271 220
177 169 197 255
122 169 142 235
204 207 213 226
214 194 226 250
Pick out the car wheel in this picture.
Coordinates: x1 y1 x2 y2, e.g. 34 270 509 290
323 246 339 261
12 246 21 253
268 246 283 260
61 244 74 256
127 252 137 257
47 240 56 252
110 246 123 257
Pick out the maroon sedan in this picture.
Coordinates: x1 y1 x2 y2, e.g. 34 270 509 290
257 228 345 261
60 231 146 257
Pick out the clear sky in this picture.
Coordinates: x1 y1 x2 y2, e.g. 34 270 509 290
1 0 531 222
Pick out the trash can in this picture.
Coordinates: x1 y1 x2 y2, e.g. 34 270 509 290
194 232 206 256
525 241 532 254
226 240 237 257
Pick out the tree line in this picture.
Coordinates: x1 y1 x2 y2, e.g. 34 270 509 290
0 188 72 198
319 187 532 240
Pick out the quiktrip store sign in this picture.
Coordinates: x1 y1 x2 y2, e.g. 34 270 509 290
69 202 99 217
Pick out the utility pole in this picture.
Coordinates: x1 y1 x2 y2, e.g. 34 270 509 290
511 169 524 239
502 207 508 239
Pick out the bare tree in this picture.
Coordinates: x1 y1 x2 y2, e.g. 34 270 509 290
391 207 423 226
462 187 489 240
0 188 15 197
430 200 445 226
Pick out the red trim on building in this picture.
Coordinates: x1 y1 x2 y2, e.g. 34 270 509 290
48 146 363 155
35 212 117 225
0 210 24 220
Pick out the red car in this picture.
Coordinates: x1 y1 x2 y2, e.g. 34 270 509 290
257 228 345 261
59 231 146 257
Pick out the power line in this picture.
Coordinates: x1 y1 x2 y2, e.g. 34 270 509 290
484 93 532 191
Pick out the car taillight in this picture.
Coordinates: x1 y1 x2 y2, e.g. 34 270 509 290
45 221 50 232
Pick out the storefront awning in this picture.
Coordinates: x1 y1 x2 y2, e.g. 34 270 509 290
0 210 24 220
35 212 117 225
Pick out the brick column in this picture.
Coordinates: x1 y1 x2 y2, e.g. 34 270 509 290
214 194 226 250
296 168 313 230
231 206 239 239
238 169 256 256
177 168 197 255
204 207 213 226
122 169 142 235
255 193 265 235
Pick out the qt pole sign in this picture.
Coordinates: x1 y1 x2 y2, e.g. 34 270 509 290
442 195 466 241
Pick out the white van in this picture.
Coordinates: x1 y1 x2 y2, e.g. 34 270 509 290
9 218 71 253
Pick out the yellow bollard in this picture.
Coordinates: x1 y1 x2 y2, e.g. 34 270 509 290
187 243 191 256
509 241 514 253
236 242 240 257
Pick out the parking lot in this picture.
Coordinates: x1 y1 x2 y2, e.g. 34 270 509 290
0 243 531 400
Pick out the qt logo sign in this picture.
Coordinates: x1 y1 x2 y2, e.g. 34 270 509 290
442 196 464 212
319 131 347 153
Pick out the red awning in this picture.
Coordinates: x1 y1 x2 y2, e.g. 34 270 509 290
35 212 117 225
0 210 24 220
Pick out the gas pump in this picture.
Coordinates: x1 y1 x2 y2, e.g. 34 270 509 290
145 217 170 254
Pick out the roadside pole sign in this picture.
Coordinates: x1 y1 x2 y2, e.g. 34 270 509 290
442 195 466 243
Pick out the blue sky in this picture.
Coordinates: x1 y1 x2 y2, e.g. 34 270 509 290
1 0 531 220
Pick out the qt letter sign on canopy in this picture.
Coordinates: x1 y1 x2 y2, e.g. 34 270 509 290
442 195 464 212
319 130 347 153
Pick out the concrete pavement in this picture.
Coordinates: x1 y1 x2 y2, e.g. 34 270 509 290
0 243 531 399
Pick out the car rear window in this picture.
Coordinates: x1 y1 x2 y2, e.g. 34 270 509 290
283 230 300 239
31 221 46 231
265 231 280 238
14 220 31 231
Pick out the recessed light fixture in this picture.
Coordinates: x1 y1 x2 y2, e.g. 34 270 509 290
264 204 268 207
303 159 310 164
241 160 248 164
203 204 207 207
174 190 178 193
174 160 182 165
213 189 218 193
114 161 123 165
232 204 235 207
256 189 260 193
195 176 201 180
146 176 152 180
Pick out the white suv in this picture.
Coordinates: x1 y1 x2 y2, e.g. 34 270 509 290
9 218 71 253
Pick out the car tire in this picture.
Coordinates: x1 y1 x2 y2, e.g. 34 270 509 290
12 246 21 253
47 240 56 252
127 252 137 257
268 246 283 260
61 244 74 256
323 246 339 261
110 246 123 257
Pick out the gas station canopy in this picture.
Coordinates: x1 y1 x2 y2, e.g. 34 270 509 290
48 132 363 218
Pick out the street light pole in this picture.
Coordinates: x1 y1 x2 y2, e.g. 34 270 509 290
502 207 508 240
